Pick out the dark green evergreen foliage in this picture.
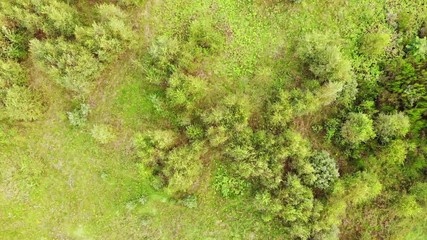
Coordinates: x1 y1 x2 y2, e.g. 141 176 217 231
381 43 427 134
406 37 427 61
310 151 339 190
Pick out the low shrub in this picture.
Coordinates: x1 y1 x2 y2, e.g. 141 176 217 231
91 124 116 144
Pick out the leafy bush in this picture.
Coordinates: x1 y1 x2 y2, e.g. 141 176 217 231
166 73 208 112
286 89 318 117
185 125 205 141
75 4 133 63
315 82 344 108
279 175 314 239
1 0 77 37
149 175 166 190
406 37 427 61
0 25 28 60
337 78 358 107
313 182 347 237
394 195 422 218
223 129 286 189
3 85 43 121
410 182 427 205
359 32 391 57
181 195 198 209
164 142 205 195
344 172 382 205
31 39 101 94
341 113 376 144
146 35 181 84
254 175 314 239
39 1 78 37
397 11 420 35
206 126 229 147
0 60 28 88
67 103 90 127
91 124 116 144
269 90 294 127
133 130 178 166
203 95 251 130
310 151 339 190
375 112 410 140
283 130 317 186
377 139 408 165
188 17 224 52
213 165 249 198
297 32 353 83
254 191 283 222
324 118 340 143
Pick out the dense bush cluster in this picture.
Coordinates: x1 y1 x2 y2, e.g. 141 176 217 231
133 0 427 239
1 1 135 122
1 1 133 96
1 0 426 239
0 34 43 122
31 39 101 93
